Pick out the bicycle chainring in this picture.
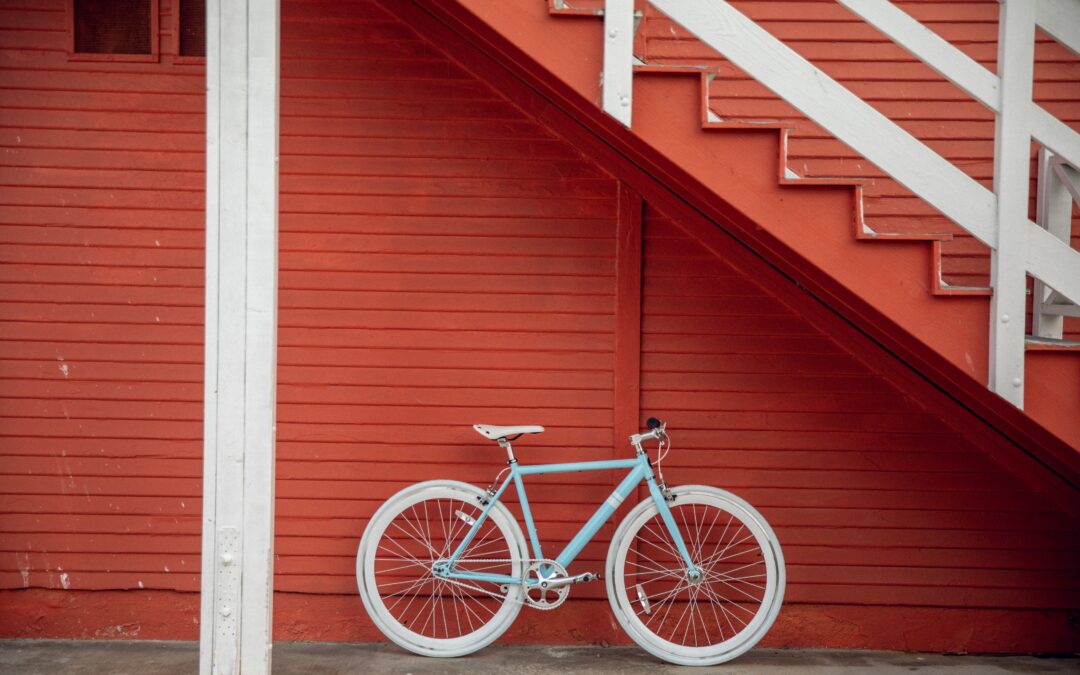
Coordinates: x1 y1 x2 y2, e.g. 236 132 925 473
523 559 569 610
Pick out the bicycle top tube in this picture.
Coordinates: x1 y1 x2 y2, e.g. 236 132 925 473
515 457 640 476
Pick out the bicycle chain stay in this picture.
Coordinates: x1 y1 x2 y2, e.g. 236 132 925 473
434 557 573 612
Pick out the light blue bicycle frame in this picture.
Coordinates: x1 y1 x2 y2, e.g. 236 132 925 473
436 452 699 586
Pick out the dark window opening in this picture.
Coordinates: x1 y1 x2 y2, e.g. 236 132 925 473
178 0 205 57
73 0 153 55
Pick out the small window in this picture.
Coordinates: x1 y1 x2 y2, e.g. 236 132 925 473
69 0 159 62
178 0 205 58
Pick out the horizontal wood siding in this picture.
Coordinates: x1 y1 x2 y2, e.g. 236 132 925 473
0 0 623 598
0 0 204 593
640 204 1080 610
1 0 1077 646
637 0 1079 338
272 0 619 598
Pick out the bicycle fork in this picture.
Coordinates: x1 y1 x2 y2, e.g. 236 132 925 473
641 459 702 582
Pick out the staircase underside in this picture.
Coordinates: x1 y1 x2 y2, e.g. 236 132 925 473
399 0 1080 476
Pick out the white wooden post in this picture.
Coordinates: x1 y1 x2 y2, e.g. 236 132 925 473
1034 149 1075 339
200 0 280 673
1033 150 1080 338
988 0 1035 407
603 0 634 127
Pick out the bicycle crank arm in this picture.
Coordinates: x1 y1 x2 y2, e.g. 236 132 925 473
544 571 598 589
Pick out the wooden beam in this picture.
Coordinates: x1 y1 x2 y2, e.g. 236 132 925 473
1033 150 1070 338
613 182 643 450
602 0 634 127
1037 0 1080 59
840 0 1080 172
613 184 646 511
989 0 1035 408
836 0 999 109
201 1 280 673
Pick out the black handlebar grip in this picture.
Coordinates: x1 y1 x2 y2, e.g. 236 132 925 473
646 417 662 430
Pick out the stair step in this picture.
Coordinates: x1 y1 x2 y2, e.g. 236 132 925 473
1026 336 1080 351
549 0 604 16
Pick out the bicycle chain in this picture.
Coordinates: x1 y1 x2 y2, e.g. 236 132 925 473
431 558 567 612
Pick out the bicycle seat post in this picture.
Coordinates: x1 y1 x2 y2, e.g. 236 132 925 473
497 437 517 463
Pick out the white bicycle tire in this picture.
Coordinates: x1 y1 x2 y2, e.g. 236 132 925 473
606 485 785 666
357 479 528 657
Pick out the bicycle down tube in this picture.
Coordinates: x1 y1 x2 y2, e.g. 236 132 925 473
439 452 700 586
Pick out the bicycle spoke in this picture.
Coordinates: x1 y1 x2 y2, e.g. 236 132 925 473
388 520 440 560
642 521 683 562
377 537 431 570
644 578 690 628
380 574 433 602
697 581 744 637
699 530 757 569
698 581 754 627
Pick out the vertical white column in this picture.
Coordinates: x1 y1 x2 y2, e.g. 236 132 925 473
603 0 634 127
988 0 1034 408
201 1 280 673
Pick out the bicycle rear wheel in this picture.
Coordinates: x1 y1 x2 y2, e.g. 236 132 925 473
606 485 785 666
357 480 527 657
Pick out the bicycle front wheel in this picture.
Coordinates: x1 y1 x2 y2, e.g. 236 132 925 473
606 485 785 666
357 480 527 657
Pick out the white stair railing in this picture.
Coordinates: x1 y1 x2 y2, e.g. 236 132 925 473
600 0 1080 409
1034 149 1080 340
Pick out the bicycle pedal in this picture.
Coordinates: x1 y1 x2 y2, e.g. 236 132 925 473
546 571 598 589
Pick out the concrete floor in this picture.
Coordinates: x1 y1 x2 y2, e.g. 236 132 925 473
0 641 1077 674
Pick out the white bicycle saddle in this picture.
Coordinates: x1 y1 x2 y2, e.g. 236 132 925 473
473 424 545 441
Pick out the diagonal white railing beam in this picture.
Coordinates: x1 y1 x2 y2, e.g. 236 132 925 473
835 0 1080 312
1037 0 1080 58
1027 221 1080 306
650 0 996 243
646 0 1080 407
837 0 1080 177
836 0 998 109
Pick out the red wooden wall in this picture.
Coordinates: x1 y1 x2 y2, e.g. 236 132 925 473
274 0 620 597
640 206 1078 614
1 0 1078 652
0 0 205 606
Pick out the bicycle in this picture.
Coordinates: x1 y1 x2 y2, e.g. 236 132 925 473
356 417 785 666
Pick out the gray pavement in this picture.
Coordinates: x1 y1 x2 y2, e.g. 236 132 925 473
0 640 1077 674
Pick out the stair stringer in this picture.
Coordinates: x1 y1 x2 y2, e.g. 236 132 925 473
398 0 1080 484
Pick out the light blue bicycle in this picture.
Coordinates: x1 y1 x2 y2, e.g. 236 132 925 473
356 418 785 666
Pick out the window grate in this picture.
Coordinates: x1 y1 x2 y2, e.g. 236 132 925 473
73 0 153 55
